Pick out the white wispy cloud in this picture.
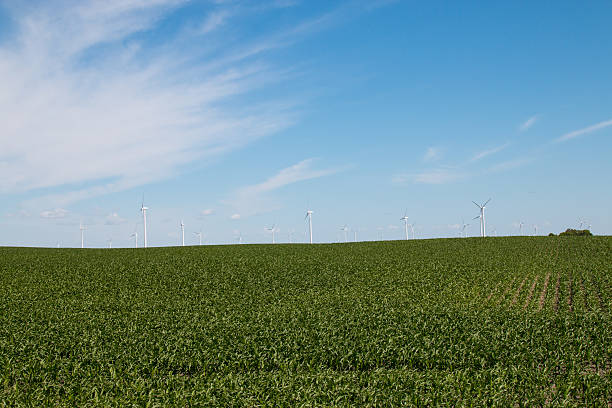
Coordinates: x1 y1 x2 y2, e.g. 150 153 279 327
238 159 344 196
200 209 215 216
230 214 241 220
227 158 346 216
0 0 299 206
519 115 539 132
199 10 230 34
556 118 612 142
40 208 69 219
488 158 532 173
5 210 31 218
394 168 466 185
470 143 510 162
105 212 127 225
423 147 441 162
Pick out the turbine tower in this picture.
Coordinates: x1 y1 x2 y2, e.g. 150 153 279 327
408 222 416 239
519 221 524 236
533 224 538 236
140 198 149 248
472 199 491 237
180 220 185 246
400 211 409 240
288 229 294 244
265 224 277 244
79 221 86 248
340 225 349 242
108 239 112 249
305 210 313 244
193 231 202 245
461 218 470 238
130 231 138 248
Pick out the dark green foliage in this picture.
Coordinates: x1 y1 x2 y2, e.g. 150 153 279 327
548 233 556 236
0 237 610 406
559 228 593 236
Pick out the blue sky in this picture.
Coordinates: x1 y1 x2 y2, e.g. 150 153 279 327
1 0 611 247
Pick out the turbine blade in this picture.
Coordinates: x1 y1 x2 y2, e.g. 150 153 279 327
472 201 480 208
484 198 491 206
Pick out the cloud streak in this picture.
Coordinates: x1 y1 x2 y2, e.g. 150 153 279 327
228 158 346 216
394 168 466 185
470 143 510 162
519 115 539 132
423 147 441 162
557 118 612 142
40 208 69 219
0 0 299 205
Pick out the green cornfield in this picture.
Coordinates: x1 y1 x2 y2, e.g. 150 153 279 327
0 237 610 406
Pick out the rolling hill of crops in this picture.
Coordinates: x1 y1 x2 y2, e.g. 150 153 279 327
1 237 610 406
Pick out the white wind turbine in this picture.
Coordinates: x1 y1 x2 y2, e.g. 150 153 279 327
130 231 138 248
518 221 524 236
107 239 112 249
578 218 586 229
472 199 491 237
377 226 384 241
340 225 349 242
265 224 278 244
180 220 185 246
305 210 313 244
533 224 538 236
79 221 86 249
140 198 149 248
400 211 409 240
408 222 416 239
461 218 470 238
193 231 202 245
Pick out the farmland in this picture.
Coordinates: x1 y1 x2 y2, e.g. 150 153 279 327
0 237 610 406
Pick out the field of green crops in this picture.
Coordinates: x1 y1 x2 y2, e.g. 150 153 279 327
1 237 610 406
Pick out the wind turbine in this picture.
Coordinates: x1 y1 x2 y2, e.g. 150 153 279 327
130 231 138 248
140 197 149 248
472 199 491 237
180 220 185 246
408 222 416 239
340 225 349 242
193 231 202 245
305 210 313 244
79 221 86 248
400 211 410 240
107 239 112 249
518 221 524 236
265 224 277 244
578 218 585 229
288 229 295 243
533 224 538 236
461 218 470 238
